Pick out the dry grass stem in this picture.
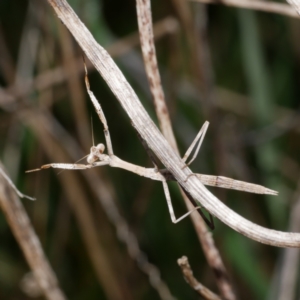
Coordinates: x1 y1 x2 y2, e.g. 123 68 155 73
0 165 35 200
136 0 177 150
0 163 66 300
177 256 221 300
276 181 300 299
162 8 237 297
286 0 300 15
190 0 300 19
136 1 233 298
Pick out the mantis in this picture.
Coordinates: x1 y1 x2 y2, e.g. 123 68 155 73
28 66 277 229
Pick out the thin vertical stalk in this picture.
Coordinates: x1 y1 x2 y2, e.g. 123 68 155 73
0 164 66 300
135 1 236 299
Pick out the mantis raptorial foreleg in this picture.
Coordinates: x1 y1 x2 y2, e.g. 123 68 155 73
39 161 109 171
84 63 114 156
161 180 202 223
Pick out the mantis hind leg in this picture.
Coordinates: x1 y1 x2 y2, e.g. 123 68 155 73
162 180 202 224
181 186 215 230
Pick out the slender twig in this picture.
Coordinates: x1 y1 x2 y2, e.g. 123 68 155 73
177 256 221 300
46 0 300 247
162 6 235 297
0 166 35 200
135 1 248 297
286 0 300 16
190 0 300 19
0 163 66 300
136 0 177 151
276 180 300 300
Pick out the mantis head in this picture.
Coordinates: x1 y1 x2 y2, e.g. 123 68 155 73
87 143 105 163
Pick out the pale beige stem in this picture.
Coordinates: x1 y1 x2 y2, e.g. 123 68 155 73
190 0 299 19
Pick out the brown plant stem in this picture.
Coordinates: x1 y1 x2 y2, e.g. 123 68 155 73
0 163 66 300
135 0 236 299
177 256 221 300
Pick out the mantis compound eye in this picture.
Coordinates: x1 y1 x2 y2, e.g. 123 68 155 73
87 146 98 164
87 153 97 164
87 144 106 164
97 143 105 154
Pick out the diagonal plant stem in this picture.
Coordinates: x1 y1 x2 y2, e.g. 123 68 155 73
0 163 66 300
177 256 221 300
136 0 177 151
191 0 300 19
47 0 300 248
286 0 300 15
135 1 236 299
276 179 300 300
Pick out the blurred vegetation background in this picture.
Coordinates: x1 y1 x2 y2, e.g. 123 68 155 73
1 0 300 299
